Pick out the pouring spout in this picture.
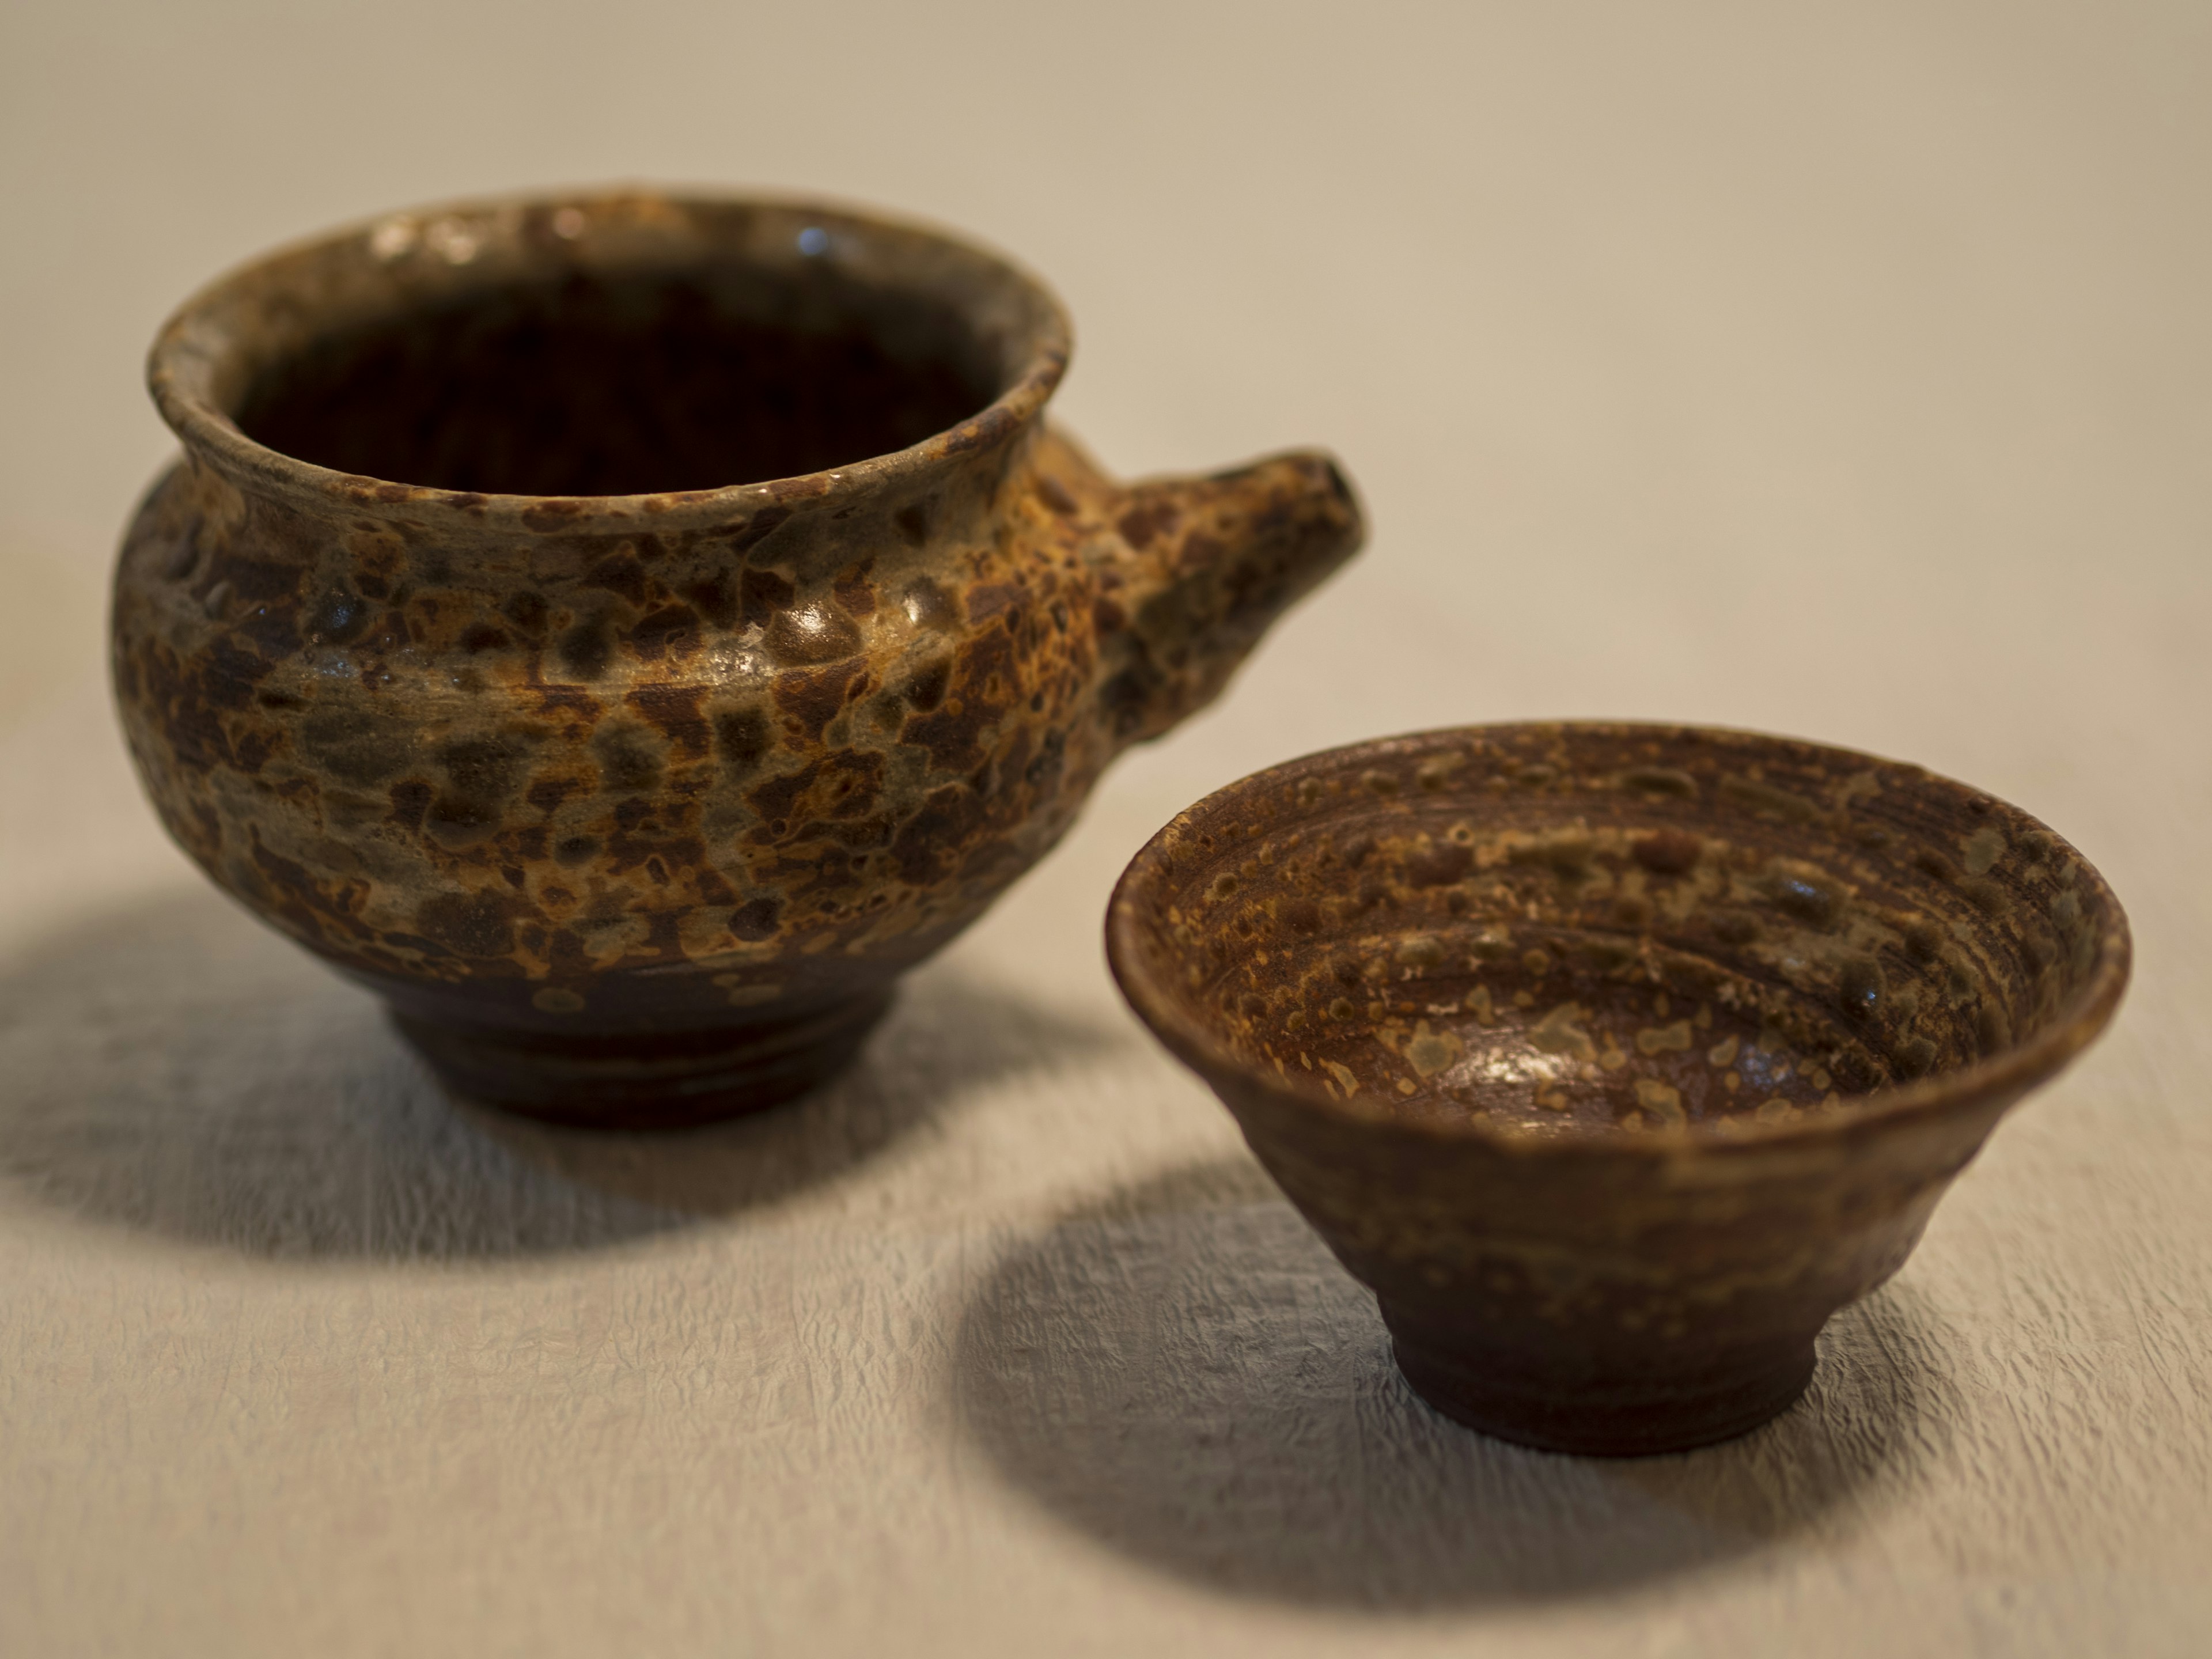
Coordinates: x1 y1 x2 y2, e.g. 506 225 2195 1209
1093 447 1365 747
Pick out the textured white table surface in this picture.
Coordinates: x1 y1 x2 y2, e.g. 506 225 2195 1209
3 3 2207 1654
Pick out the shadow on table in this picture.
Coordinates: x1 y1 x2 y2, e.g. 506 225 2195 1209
0 888 1113 1261
955 1158 1958 1610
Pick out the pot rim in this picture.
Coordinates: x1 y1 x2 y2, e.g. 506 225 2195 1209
1105 719 2133 1161
145 185 1073 533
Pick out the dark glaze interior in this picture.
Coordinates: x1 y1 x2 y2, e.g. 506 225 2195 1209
1127 725 2112 1141
235 268 998 497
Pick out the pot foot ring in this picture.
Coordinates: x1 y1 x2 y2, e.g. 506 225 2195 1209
1387 1325 1819 1457
391 991 894 1130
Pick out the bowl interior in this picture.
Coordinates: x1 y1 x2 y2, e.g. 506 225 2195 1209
1113 725 2125 1140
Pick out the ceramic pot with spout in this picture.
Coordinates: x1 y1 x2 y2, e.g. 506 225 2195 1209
112 190 1363 1126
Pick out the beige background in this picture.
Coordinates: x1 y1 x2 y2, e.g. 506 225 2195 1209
3 2 2208 1654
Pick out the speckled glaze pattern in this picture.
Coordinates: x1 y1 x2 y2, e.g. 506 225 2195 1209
112 192 1363 1126
1106 723 2131 1455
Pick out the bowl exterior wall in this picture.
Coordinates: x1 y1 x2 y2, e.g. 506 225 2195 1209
1215 1070 2016 1453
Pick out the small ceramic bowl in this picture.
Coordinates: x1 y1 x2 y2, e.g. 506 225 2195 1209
1106 723 2130 1455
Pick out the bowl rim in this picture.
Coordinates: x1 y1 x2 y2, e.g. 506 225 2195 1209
1105 720 2133 1159
145 185 1073 533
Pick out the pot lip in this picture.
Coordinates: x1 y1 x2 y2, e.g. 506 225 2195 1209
145 185 1073 533
1104 719 2134 1163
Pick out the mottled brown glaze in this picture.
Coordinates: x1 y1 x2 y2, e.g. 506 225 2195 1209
1106 723 2131 1455
113 191 1363 1127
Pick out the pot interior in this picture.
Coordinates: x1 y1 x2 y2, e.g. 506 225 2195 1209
1117 726 2123 1140
233 263 1000 497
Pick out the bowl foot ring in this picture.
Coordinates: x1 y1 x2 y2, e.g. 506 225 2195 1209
1387 1326 1819 1457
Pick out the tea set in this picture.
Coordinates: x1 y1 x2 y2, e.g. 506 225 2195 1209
112 190 2130 1453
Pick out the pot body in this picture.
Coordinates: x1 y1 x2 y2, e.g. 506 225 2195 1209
113 192 1362 1126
